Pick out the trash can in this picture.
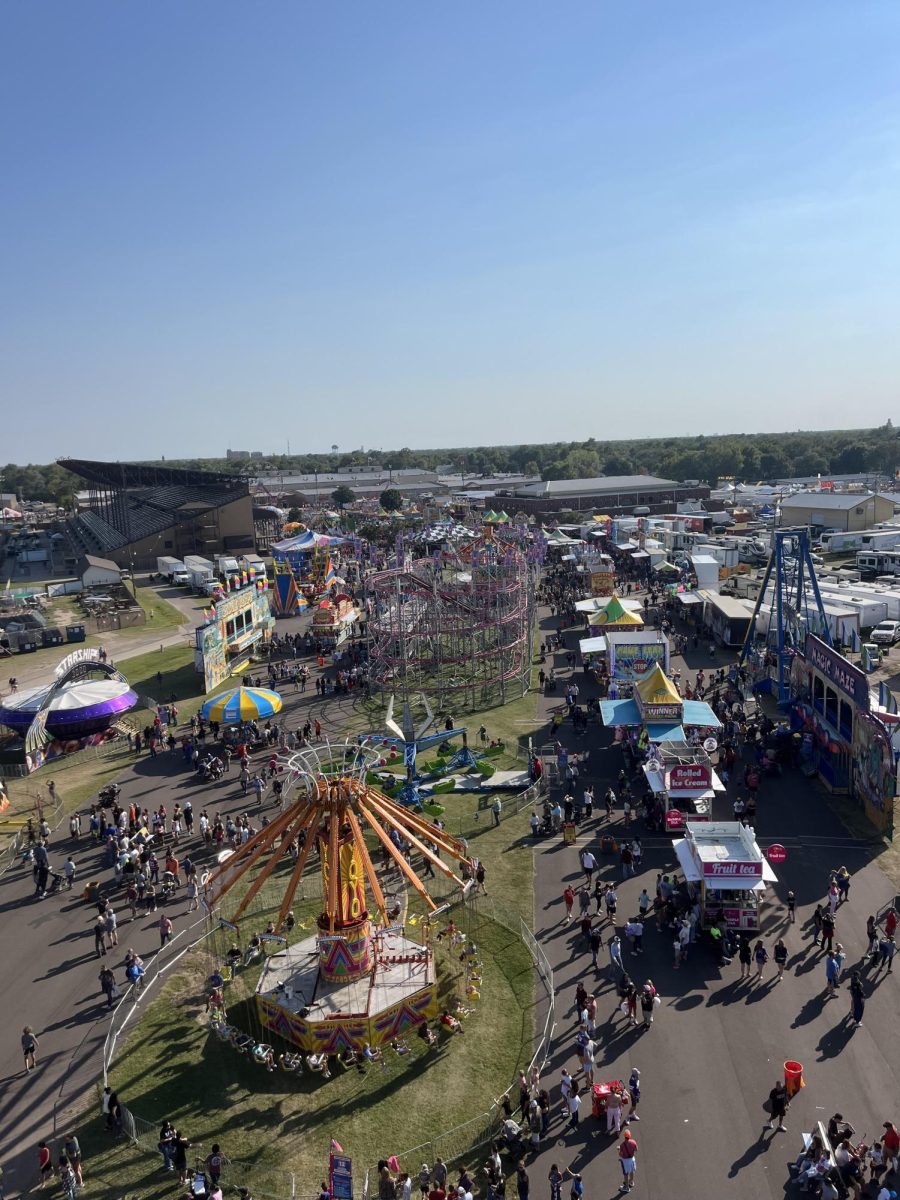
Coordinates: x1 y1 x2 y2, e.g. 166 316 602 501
66 624 86 642
563 822 577 846
784 1060 805 1097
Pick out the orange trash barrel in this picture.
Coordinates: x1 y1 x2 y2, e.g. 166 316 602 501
784 1060 805 1097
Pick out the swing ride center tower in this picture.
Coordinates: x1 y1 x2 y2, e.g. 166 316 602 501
205 746 475 1053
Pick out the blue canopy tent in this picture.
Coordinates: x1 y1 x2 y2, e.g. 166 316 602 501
598 697 721 732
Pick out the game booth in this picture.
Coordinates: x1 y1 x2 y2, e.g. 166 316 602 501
599 663 722 758
672 821 778 931
311 595 360 649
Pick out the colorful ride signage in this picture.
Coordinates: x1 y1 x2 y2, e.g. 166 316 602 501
330 1153 353 1200
804 634 870 711
667 763 712 792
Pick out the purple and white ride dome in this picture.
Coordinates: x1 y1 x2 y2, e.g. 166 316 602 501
0 678 138 738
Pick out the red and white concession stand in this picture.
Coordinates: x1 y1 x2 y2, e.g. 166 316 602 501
642 745 725 831
672 821 778 932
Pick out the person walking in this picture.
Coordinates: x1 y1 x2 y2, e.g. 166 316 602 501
824 950 840 996
867 915 879 956
821 911 835 953
876 935 896 973
605 1087 623 1134
773 938 788 982
159 913 173 949
563 885 575 924
618 1129 638 1191
589 926 602 970
158 1120 176 1171
63 1134 83 1187
21 1026 39 1072
37 1141 53 1189
849 971 866 1027
608 936 623 977
786 889 796 923
639 982 657 1028
753 939 769 980
566 1083 582 1128
766 1081 789 1131
492 798 502 828
99 966 117 1008
738 936 752 979
627 1069 641 1120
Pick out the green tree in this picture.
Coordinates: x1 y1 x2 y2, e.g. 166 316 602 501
331 485 355 510
379 488 403 512
287 507 302 522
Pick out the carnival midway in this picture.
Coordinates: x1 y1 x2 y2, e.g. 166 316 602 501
2 490 900 1200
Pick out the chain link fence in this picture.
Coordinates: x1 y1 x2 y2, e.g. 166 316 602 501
360 898 556 1192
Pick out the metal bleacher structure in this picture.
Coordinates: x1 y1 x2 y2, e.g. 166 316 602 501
60 459 252 567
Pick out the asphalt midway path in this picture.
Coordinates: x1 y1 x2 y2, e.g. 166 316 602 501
525 595 900 1200
2 592 900 1200
0 620 366 1198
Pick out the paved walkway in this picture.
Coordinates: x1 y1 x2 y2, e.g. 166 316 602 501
0 632 366 1197
522 597 900 1200
2 586 900 1200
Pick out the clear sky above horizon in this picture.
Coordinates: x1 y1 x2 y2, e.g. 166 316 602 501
2 2 900 463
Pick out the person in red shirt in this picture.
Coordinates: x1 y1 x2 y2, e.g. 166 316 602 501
37 1140 53 1187
428 1187 446 1200
618 1130 638 1192
563 886 575 925
882 1122 900 1174
885 910 898 941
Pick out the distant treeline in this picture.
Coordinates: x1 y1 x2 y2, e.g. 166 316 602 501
3 423 897 506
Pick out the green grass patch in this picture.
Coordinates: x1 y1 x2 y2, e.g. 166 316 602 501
131 582 187 632
85 809 535 1195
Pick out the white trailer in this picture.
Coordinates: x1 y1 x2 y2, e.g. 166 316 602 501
184 556 215 591
156 556 185 580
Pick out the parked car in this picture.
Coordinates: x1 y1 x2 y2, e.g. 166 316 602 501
871 619 900 647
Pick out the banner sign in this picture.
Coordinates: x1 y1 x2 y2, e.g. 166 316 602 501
610 640 668 681
667 764 712 792
330 1154 353 1200
804 634 870 711
702 859 763 880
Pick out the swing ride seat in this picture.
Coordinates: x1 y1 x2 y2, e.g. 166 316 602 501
278 1053 304 1074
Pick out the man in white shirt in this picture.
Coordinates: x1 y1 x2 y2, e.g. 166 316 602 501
581 849 596 882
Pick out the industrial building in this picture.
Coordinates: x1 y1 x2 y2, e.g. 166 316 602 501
500 475 711 518
778 491 898 532
61 459 256 570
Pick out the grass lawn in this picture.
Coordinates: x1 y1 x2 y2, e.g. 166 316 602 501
130 582 189 632
71 806 536 1198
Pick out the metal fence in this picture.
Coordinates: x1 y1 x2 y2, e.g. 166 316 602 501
360 898 556 1188
101 915 299 1200
0 787 64 873
100 889 554 1200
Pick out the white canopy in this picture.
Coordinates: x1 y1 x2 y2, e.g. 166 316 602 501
579 636 608 655
673 838 702 882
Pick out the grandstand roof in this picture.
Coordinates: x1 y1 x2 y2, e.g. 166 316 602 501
59 459 244 490
62 460 250 556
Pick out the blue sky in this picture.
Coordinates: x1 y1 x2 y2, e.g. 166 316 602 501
2 2 899 462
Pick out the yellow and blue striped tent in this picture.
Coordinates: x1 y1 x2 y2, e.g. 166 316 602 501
200 686 283 724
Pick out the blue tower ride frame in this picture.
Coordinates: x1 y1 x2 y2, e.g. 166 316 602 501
738 528 832 705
